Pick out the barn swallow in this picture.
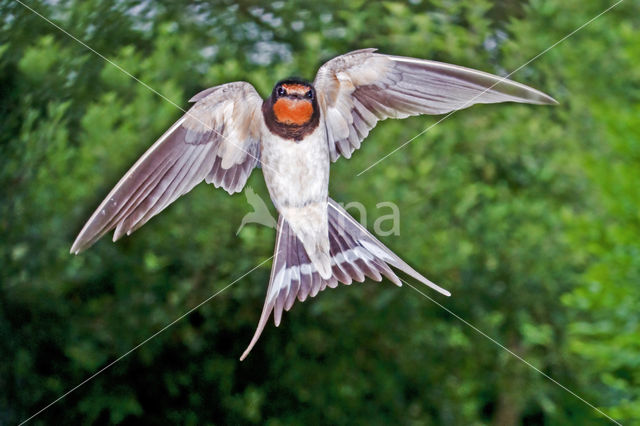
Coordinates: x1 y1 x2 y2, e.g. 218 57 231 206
70 48 556 360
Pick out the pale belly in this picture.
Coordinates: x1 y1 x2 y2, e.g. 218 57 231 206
260 125 332 277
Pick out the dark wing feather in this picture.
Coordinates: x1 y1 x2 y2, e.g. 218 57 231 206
71 82 263 254
313 48 557 161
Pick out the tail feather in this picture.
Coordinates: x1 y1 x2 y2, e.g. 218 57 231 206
239 198 450 361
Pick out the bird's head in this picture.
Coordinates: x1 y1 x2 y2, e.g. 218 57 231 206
270 79 317 126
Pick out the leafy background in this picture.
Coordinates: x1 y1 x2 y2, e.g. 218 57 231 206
1 0 639 424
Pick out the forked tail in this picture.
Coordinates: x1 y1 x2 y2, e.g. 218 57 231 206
240 198 450 360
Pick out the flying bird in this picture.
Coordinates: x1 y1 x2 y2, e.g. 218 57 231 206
70 48 556 360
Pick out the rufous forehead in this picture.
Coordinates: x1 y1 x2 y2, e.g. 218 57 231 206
282 83 309 95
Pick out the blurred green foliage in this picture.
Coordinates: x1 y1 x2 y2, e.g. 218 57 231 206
1 0 638 424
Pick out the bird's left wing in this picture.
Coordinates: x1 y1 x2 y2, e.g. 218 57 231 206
71 82 263 254
313 48 557 161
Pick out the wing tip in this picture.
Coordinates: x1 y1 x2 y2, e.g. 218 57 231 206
525 90 558 106
70 238 86 255
387 54 558 107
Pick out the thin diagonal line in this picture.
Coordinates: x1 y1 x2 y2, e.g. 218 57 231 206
357 0 624 176
14 0 275 175
19 254 275 425
403 279 621 425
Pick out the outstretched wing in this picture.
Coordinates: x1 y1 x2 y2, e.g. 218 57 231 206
71 82 264 254
313 48 557 161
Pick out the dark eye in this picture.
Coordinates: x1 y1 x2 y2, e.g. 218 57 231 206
277 87 286 97
305 90 313 99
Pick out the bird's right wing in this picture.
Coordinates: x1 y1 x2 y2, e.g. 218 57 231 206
71 82 264 254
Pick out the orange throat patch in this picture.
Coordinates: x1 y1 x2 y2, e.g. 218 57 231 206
273 98 313 125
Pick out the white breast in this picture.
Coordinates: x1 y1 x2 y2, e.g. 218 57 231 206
260 122 332 278
260 125 330 210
